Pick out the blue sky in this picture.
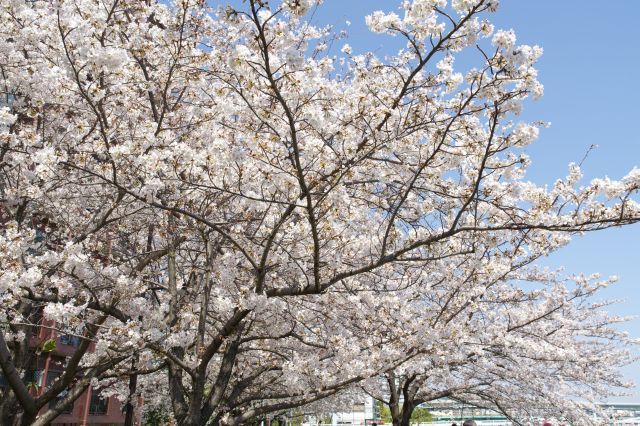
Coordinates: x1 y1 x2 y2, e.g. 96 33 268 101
491 0 640 403
220 0 640 401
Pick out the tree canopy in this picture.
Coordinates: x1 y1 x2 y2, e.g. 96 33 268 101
0 0 639 425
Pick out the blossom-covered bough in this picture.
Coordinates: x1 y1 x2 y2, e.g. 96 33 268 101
363 261 636 426
0 0 639 425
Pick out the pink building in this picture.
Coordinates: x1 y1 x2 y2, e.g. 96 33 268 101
0 311 140 425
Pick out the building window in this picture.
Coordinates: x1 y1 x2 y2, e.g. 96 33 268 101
59 334 81 347
89 392 109 415
45 370 62 388
25 369 44 387
49 390 73 414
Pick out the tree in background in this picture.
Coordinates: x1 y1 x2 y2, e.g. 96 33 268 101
364 265 634 426
379 401 432 424
1 0 639 425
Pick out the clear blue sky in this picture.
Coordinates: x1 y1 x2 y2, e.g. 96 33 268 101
220 0 640 401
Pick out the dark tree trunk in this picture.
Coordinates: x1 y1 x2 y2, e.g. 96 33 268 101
0 391 20 426
399 400 416 426
385 371 421 426
19 411 36 426
387 372 402 426
124 368 138 426
0 302 38 426
389 399 417 426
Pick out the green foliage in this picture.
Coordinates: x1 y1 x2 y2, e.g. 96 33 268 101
25 381 39 392
378 402 393 422
376 401 433 424
411 407 433 422
144 406 170 426
42 339 56 352
289 409 305 426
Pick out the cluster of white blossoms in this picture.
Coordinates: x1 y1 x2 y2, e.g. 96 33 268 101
512 122 541 146
282 0 318 16
0 106 16 128
0 0 638 425
366 10 403 34
492 28 517 49
436 55 464 91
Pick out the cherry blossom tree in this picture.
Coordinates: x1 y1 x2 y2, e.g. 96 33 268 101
1 0 639 425
364 267 635 426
